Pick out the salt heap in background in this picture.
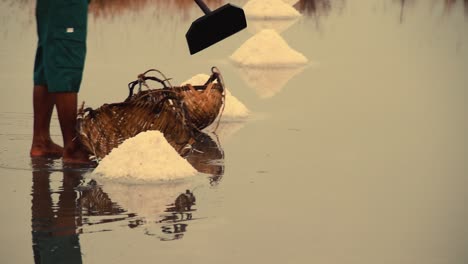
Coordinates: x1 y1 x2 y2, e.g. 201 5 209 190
181 74 249 119
244 0 301 19
243 0 301 33
94 131 196 181
230 29 308 68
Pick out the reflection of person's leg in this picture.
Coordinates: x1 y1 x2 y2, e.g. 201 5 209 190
31 159 83 263
55 92 90 163
30 85 63 157
31 158 54 262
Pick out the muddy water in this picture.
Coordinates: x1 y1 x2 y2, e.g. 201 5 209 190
1 0 467 263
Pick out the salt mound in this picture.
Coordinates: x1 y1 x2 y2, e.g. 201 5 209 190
230 29 308 68
244 0 301 19
94 131 196 181
181 74 249 118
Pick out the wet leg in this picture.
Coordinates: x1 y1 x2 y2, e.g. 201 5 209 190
30 85 63 157
54 92 90 164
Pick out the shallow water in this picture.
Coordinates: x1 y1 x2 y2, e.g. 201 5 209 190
1 0 468 263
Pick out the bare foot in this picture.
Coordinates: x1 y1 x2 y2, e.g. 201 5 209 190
63 144 93 164
30 140 64 158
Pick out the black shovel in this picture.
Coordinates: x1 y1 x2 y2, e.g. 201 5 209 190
186 0 247 55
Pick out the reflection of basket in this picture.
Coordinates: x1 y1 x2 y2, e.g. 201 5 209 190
77 181 126 216
185 131 224 177
77 67 225 160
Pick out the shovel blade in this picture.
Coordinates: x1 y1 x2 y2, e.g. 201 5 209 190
186 4 247 55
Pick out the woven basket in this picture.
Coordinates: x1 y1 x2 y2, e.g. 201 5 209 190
126 67 225 130
77 67 225 160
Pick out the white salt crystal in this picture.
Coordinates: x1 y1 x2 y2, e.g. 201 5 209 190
94 131 196 181
230 29 308 68
244 0 301 19
181 74 249 119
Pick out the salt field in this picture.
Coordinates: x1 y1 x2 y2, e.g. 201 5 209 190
1 0 468 263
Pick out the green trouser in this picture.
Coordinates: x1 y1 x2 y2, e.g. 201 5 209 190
33 0 88 93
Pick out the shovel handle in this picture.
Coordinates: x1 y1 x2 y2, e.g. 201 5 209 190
193 0 211 14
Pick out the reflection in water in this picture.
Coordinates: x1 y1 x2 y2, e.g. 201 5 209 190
295 0 332 15
443 0 468 14
206 120 247 145
77 180 131 227
235 66 306 98
97 180 198 241
293 0 346 18
31 158 86 264
247 17 299 34
89 0 223 20
79 130 223 240
398 0 468 22
156 190 197 241
184 131 224 184
30 130 224 250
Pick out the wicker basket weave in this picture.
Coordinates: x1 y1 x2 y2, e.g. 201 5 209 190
77 67 225 160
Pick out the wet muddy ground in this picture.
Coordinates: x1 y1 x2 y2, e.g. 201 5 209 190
1 0 467 263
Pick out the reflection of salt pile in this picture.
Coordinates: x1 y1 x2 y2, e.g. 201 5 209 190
101 180 193 222
181 74 249 119
235 66 305 98
94 131 196 181
230 29 308 68
247 18 299 34
206 121 247 143
244 0 301 19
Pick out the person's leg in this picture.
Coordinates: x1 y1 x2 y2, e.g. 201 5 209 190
54 92 90 163
30 85 63 157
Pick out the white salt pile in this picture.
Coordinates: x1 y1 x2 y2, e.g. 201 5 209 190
230 29 308 68
181 74 249 119
93 131 196 181
244 0 301 19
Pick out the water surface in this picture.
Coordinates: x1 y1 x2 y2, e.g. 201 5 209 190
1 0 467 263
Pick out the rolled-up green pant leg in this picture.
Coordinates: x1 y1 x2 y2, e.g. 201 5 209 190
34 0 88 93
33 0 50 86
